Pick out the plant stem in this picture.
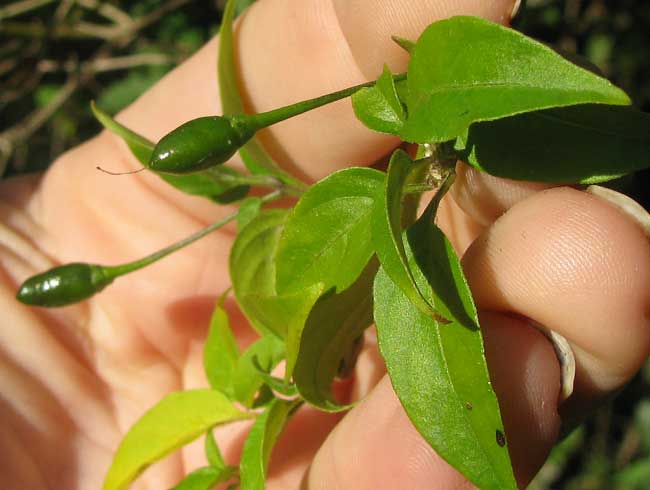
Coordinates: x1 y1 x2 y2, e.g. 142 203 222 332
102 190 284 280
422 169 456 223
244 73 407 130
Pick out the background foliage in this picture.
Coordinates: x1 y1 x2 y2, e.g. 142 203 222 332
1 0 649 487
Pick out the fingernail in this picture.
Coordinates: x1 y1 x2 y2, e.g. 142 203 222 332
586 185 650 238
510 0 523 20
529 320 576 403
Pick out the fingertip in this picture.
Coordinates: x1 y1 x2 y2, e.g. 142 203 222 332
463 186 650 400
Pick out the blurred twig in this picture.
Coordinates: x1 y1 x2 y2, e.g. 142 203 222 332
0 73 79 174
0 0 55 20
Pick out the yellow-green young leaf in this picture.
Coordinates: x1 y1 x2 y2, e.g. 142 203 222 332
457 104 650 184
240 399 302 490
275 167 385 295
371 149 433 316
102 390 250 490
203 303 240 398
352 64 406 135
293 261 377 412
233 335 286 408
218 0 305 191
91 102 250 203
373 218 516 489
400 16 631 144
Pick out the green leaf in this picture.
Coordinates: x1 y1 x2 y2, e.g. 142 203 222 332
240 398 301 490
249 285 324 382
91 101 154 164
373 222 517 489
102 390 250 490
457 104 650 184
233 335 286 408
400 16 631 144
91 102 250 203
275 167 385 295
205 430 226 470
161 167 251 204
230 209 288 336
352 64 406 134
172 466 221 490
218 0 305 190
371 149 433 315
231 207 325 366
237 197 263 231
391 35 415 53
204 303 240 398
293 261 377 412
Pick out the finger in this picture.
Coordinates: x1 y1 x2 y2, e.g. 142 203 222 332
116 0 518 189
450 163 555 227
305 313 561 489
462 187 650 423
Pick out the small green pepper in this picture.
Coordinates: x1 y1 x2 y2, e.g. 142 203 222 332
148 77 391 175
16 263 113 307
149 116 255 175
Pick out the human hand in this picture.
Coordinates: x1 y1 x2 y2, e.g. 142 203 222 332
2 0 650 489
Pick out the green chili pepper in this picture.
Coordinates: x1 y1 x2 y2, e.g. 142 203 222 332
149 116 255 174
16 190 285 308
16 263 113 307
148 76 406 175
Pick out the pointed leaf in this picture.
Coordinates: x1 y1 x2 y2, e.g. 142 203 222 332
457 104 650 184
233 335 285 408
275 167 384 295
374 221 516 489
391 35 415 53
371 149 433 315
204 303 240 398
91 101 154 164
102 390 250 490
352 65 406 134
240 398 301 490
400 16 630 143
92 102 250 202
293 261 376 412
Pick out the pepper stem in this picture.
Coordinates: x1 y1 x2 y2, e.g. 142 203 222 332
102 189 284 281
244 73 407 131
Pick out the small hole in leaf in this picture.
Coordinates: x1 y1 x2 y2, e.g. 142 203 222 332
496 430 506 447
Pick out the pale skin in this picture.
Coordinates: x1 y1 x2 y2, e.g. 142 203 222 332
1 0 649 488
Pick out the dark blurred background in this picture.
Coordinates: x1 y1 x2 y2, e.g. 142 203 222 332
1 1 649 488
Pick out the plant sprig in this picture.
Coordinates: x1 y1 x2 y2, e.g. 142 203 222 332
15 3 650 490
